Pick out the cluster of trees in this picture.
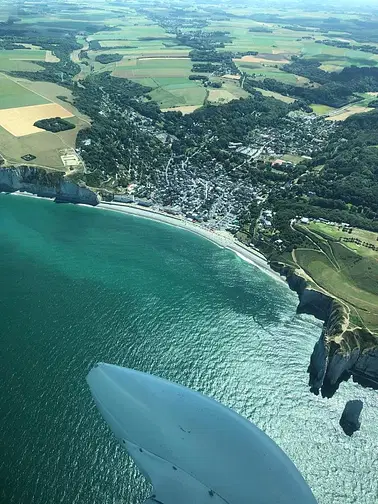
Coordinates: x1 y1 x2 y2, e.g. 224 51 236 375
34 117 75 132
188 74 208 81
94 53 123 64
192 62 220 73
89 40 102 51
0 41 26 50
189 49 233 62
309 110 378 215
72 74 169 184
208 81 222 88
282 58 330 84
165 90 292 147
189 75 222 86
248 26 272 33
189 49 239 76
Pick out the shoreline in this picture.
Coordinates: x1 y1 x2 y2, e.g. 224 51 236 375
5 191 284 283
97 202 285 283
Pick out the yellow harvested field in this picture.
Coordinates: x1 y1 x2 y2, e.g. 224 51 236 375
0 103 73 137
326 106 374 121
235 54 289 64
137 57 190 61
161 105 200 114
320 64 343 72
208 88 238 103
222 74 240 80
45 50 60 63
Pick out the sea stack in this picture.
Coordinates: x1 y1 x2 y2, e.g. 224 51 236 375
339 400 363 436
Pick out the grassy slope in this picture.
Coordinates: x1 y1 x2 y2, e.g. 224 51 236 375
293 224 378 332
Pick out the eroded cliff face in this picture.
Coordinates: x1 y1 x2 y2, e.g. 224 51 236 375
0 166 99 206
270 261 378 397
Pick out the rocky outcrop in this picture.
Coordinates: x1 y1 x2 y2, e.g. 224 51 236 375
0 166 99 206
270 261 378 397
340 400 363 436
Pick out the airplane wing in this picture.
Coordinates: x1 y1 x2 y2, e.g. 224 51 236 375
87 363 317 504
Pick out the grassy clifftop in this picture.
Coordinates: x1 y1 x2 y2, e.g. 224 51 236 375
270 249 378 396
289 222 378 334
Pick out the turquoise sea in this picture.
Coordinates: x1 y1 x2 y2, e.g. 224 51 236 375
1 194 377 504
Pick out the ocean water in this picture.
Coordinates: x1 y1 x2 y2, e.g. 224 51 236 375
0 194 377 504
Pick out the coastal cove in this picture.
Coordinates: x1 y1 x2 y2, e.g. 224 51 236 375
1 194 378 504
6 180 378 397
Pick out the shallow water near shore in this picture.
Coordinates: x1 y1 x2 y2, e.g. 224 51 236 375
1 194 377 504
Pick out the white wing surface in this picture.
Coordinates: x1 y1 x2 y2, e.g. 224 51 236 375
87 363 317 504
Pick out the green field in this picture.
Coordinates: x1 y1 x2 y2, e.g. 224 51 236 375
302 43 378 67
0 49 46 72
203 20 318 55
112 58 192 80
235 62 309 85
293 223 378 331
89 20 169 42
111 58 207 108
0 75 49 109
149 82 206 108
82 13 191 71
253 87 295 103
307 222 378 258
310 104 337 115
203 15 378 74
88 44 190 63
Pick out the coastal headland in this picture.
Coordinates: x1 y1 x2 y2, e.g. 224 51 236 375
1 166 377 398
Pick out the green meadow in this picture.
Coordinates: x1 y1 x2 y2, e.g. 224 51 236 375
0 75 49 109
0 49 46 72
111 57 206 108
294 224 378 331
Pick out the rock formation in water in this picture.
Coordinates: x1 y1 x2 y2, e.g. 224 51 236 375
270 262 378 397
0 166 99 206
339 400 363 436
